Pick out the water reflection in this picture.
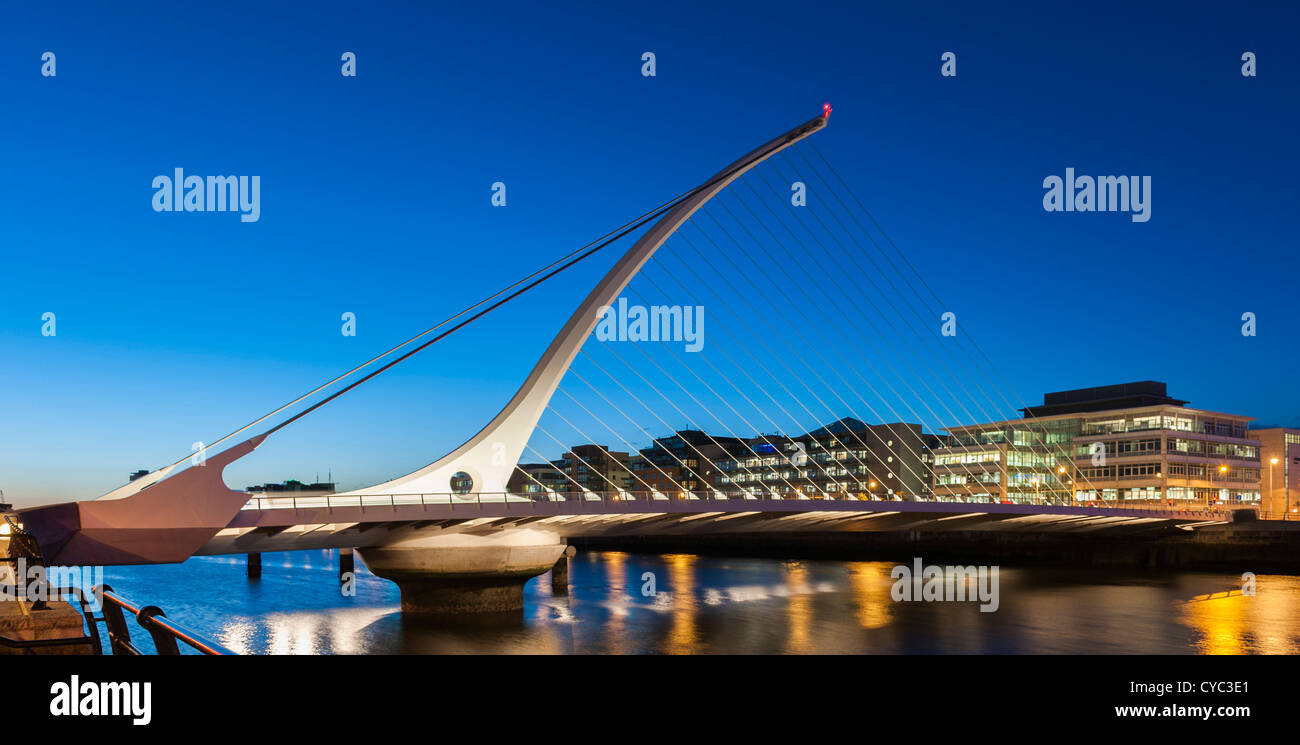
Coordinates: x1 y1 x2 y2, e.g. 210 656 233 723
94 549 1300 655
665 554 697 654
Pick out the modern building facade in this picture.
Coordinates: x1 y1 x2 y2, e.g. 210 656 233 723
509 444 633 496
629 431 751 496
1250 427 1300 516
931 382 1262 509
713 418 944 499
507 420 946 500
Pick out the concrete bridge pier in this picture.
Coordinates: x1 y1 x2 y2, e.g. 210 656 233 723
339 548 354 581
247 552 261 579
550 545 577 595
357 530 565 616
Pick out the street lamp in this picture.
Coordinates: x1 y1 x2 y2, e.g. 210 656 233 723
1216 464 1228 510
1270 457 1279 516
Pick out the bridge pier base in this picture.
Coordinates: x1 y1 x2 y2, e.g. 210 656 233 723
549 545 576 595
339 548 354 581
357 530 564 616
247 553 261 579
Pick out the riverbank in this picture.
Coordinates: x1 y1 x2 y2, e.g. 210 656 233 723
571 519 1300 572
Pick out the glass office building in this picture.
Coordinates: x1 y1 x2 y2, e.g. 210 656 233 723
931 382 1261 508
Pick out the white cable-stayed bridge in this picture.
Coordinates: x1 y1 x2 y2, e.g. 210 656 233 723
15 108 1248 615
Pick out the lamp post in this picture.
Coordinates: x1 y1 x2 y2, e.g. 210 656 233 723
1217 464 1228 511
1270 457 1278 516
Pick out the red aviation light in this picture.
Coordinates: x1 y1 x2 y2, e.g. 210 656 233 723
822 102 832 118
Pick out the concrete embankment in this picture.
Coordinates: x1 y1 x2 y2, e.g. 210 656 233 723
0 535 93 655
571 519 1300 572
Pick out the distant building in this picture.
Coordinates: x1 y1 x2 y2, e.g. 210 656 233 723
508 445 633 497
630 431 752 496
245 479 336 496
1250 427 1300 516
507 422 944 500
931 381 1261 509
713 419 944 499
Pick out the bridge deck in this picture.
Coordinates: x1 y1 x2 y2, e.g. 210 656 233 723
197 494 1231 556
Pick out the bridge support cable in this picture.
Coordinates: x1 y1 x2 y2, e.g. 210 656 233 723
528 418 665 496
647 243 978 496
569 347 816 497
746 161 1004 431
521 443 598 496
795 141 1088 491
549 389 696 494
626 264 897 493
584 336 812 498
775 150 1095 501
677 219 927 486
553 351 774 496
552 200 935 500
608 296 887 498
682 203 959 492
661 226 965 493
541 402 695 495
558 367 772 496
788 143 1100 500
512 462 566 498
728 166 1011 494
774 147 1033 440
693 193 977 494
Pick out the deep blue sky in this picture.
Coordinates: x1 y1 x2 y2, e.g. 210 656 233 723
2 1 1297 506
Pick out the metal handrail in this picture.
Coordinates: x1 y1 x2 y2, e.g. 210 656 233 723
0 581 234 655
96 584 235 656
1254 511 1300 522
236 489 1238 520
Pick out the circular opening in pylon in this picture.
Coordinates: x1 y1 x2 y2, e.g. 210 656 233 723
451 471 474 496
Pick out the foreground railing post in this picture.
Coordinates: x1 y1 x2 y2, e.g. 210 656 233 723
137 606 181 655
98 585 133 656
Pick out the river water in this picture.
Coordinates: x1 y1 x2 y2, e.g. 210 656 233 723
85 550 1300 654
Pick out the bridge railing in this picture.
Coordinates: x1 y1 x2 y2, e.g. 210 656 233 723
238 490 1234 519
1255 511 1300 522
95 584 236 655
0 582 234 655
